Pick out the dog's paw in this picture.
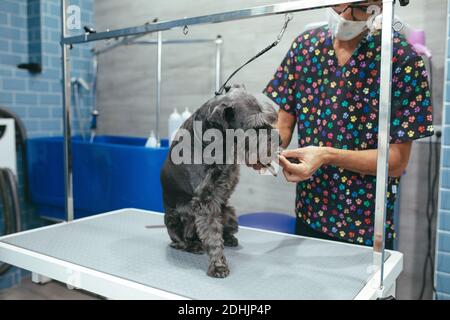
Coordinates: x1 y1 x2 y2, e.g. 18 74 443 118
224 235 239 247
186 242 205 254
169 241 186 250
207 258 230 278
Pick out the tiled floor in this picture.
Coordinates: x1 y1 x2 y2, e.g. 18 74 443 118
0 277 101 300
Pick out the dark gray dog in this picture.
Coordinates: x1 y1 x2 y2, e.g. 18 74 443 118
160 84 278 278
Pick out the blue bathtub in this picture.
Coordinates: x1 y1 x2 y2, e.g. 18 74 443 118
26 135 169 220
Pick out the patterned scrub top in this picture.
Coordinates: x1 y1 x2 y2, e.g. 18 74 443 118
263 26 434 246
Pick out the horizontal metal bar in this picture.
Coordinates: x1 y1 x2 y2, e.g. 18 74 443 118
63 0 365 45
132 39 217 44
93 38 218 55
92 32 152 54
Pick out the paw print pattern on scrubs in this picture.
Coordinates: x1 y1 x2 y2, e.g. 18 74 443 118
263 27 433 246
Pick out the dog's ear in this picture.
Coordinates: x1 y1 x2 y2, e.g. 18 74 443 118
230 84 246 91
225 84 246 94
207 103 235 128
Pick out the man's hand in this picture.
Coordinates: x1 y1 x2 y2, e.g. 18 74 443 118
278 146 330 182
278 142 413 182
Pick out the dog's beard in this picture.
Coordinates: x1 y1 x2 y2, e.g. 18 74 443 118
240 129 279 165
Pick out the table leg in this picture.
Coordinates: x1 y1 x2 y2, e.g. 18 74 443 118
31 272 52 284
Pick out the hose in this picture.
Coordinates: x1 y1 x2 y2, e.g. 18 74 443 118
4 168 21 232
0 108 27 143
417 58 439 300
0 107 26 276
0 169 15 275
72 82 87 141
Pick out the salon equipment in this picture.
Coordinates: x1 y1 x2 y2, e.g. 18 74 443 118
145 131 158 148
0 107 29 200
168 108 182 144
69 0 397 295
0 119 17 176
408 29 432 58
93 34 224 145
89 110 99 143
0 209 402 299
71 77 90 141
0 0 405 299
26 136 170 220
0 119 22 276
181 108 192 122
239 212 296 234
406 28 439 299
215 13 293 95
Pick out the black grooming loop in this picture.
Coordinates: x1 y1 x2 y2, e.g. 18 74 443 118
215 13 293 96
214 0 409 96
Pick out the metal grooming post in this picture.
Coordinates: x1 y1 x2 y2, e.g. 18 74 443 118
215 35 223 92
373 0 395 291
61 0 73 222
156 31 162 145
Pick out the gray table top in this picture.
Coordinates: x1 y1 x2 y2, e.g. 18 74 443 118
1 209 377 299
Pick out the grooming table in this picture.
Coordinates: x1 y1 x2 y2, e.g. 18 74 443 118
0 209 402 299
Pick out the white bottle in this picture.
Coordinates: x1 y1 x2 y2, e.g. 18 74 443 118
145 130 158 148
181 107 192 122
168 108 182 143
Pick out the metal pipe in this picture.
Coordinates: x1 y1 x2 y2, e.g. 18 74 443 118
61 0 74 222
215 35 223 93
156 31 162 145
135 39 216 44
93 39 217 56
91 54 99 144
373 0 395 290
62 0 365 45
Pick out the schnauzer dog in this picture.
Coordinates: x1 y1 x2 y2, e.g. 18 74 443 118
160 84 279 278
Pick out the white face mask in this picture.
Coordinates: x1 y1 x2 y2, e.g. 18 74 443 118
327 8 368 41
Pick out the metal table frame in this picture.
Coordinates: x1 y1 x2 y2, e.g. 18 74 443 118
0 209 403 300
55 0 397 297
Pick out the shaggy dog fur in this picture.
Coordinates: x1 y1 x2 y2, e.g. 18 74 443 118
160 85 278 278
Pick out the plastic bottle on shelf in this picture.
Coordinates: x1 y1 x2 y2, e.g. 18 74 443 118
145 130 158 148
168 108 182 143
181 107 192 122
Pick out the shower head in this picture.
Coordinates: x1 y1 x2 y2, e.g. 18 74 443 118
71 77 90 91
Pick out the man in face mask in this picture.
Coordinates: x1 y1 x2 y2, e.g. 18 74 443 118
262 1 434 249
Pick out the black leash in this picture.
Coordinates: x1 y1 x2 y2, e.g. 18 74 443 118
215 13 293 96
